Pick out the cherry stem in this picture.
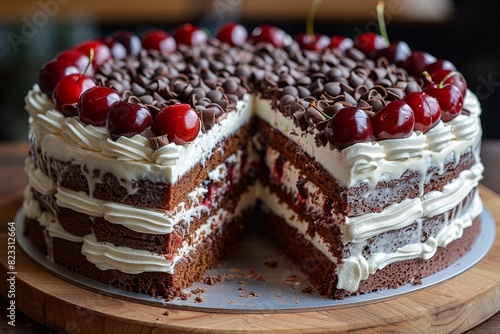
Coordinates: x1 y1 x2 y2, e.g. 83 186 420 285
376 1 389 45
440 70 463 87
310 100 331 119
83 48 94 76
422 71 434 84
306 0 324 36
423 70 463 88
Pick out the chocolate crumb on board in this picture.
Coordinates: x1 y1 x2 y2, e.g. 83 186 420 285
263 260 279 268
412 277 423 285
301 286 314 294
203 274 224 286
284 275 301 283
240 291 260 298
163 310 170 316
191 287 206 294
255 275 265 282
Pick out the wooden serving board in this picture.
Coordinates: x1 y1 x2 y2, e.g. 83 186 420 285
1 185 499 333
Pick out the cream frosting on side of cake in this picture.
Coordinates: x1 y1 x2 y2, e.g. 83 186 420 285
80 187 256 274
24 145 482 287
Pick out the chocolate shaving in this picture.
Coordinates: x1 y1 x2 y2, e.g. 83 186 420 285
240 291 260 298
315 131 329 147
148 135 170 150
61 103 78 117
203 274 224 286
301 286 314 294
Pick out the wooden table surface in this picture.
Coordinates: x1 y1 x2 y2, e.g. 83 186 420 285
0 141 499 333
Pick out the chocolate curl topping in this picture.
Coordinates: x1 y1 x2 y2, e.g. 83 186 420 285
293 110 308 131
149 135 170 150
87 31 428 151
61 103 78 117
315 129 329 147
142 128 169 150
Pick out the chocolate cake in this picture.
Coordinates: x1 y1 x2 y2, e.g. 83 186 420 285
23 22 483 301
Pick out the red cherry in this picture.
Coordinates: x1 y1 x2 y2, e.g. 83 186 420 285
403 51 436 76
424 59 456 74
112 30 142 56
141 29 177 52
216 23 248 46
325 107 373 149
78 86 120 126
354 33 388 57
373 40 411 65
251 25 287 47
371 100 415 140
152 104 200 144
56 50 94 76
99 35 127 59
173 24 208 46
38 59 79 96
74 40 112 66
52 74 96 110
403 92 441 133
424 83 463 122
428 69 467 97
329 36 354 51
295 32 330 51
106 101 153 140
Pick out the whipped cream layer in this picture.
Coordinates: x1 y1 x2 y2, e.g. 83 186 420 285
81 187 256 274
256 91 482 188
24 149 245 235
24 185 256 274
26 85 253 186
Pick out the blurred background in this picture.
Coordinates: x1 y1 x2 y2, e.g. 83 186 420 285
0 0 499 142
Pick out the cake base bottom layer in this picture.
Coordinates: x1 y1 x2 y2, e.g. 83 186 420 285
23 208 253 300
261 208 481 299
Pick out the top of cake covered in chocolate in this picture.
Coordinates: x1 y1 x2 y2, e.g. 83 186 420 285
36 23 469 151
